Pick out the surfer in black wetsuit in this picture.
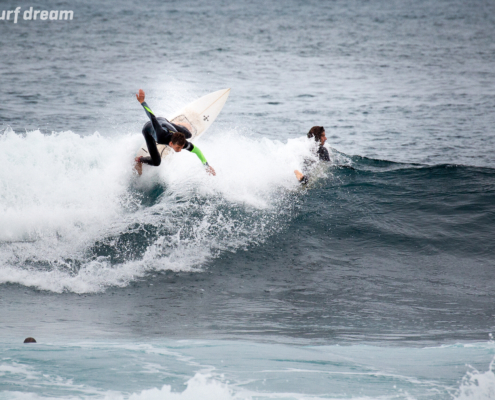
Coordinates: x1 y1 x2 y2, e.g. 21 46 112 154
134 89 216 176
294 126 329 184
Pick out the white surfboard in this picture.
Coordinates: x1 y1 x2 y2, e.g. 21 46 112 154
136 88 231 159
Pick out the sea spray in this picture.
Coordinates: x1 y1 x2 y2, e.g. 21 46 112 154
0 128 325 293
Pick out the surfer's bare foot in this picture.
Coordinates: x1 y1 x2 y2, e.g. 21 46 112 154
136 89 145 104
134 157 143 176
206 165 216 176
294 170 304 181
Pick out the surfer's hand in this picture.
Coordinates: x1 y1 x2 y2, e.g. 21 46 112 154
136 89 145 104
294 170 304 181
206 165 216 176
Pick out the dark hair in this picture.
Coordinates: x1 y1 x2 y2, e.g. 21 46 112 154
307 126 325 143
170 132 186 147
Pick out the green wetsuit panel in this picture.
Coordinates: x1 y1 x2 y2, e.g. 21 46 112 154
191 145 208 165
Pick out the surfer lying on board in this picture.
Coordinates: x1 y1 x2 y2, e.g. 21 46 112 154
294 126 329 184
134 89 216 176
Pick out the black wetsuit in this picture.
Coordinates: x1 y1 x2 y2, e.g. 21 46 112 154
299 145 330 184
317 145 330 161
139 101 207 166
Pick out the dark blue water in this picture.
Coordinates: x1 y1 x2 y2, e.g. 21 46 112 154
1 0 495 398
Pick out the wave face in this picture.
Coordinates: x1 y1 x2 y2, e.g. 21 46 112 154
1 128 494 298
300 155 495 261
1 127 494 344
0 128 314 293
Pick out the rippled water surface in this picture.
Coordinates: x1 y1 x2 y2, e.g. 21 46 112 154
1 0 494 398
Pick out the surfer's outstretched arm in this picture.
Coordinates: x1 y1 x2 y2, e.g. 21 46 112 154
136 89 192 138
136 89 169 138
183 141 216 176
187 144 207 164
192 145 216 175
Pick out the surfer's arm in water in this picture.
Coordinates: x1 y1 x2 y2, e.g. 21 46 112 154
294 170 309 185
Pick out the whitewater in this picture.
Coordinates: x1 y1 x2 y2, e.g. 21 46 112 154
0 128 320 293
2 0 495 398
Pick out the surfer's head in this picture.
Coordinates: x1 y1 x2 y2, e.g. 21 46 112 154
307 126 326 146
169 132 186 152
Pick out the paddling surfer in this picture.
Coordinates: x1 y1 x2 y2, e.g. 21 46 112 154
294 126 329 184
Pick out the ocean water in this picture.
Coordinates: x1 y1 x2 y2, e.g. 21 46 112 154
1 0 495 399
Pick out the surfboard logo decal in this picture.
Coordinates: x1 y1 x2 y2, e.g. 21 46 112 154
203 115 209 121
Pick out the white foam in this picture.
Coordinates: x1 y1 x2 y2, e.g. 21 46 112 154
0 129 136 242
3 373 237 400
454 357 495 400
3 341 494 400
124 373 234 400
2 371 394 400
0 127 332 293
0 362 39 380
